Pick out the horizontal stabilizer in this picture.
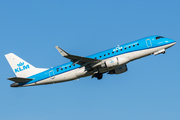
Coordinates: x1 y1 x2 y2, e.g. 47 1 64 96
8 77 33 83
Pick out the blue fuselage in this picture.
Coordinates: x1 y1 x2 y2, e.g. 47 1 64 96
16 35 176 87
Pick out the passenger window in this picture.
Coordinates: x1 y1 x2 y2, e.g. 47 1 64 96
129 46 131 48
65 67 67 69
137 43 139 45
61 68 63 70
108 53 110 55
116 50 118 52
73 64 75 66
100 56 101 58
69 66 71 68
104 54 106 56
125 47 126 49
133 45 135 47
95 57 97 59
112 52 114 54
56 68 59 72
120 49 122 51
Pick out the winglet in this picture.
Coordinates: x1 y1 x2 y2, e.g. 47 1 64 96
55 46 101 66
55 46 69 57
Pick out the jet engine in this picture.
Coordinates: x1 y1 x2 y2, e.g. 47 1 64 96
101 57 130 68
101 57 119 68
108 64 128 75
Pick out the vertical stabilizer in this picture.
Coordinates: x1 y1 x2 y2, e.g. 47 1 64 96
5 53 47 78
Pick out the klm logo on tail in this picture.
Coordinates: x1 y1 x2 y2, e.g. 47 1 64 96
14 62 30 73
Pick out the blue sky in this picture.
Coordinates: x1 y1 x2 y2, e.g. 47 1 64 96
1 0 180 120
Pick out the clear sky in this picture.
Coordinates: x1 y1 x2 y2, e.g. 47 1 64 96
1 0 180 120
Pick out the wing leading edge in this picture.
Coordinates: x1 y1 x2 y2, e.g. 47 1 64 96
55 46 101 66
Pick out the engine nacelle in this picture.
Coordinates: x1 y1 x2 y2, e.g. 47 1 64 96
101 57 119 68
108 64 128 75
101 57 130 68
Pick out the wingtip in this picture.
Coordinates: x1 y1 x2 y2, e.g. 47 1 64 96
55 46 69 57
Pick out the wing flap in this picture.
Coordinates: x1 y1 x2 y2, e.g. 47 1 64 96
8 77 33 83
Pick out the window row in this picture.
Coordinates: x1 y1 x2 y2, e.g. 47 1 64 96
56 64 76 72
56 43 139 72
94 43 139 59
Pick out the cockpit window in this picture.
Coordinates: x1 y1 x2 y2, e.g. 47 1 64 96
156 36 164 40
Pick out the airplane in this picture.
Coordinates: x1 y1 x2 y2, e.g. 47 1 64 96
5 35 176 87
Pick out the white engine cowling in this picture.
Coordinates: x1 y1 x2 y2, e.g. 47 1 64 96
101 57 130 68
108 64 128 75
102 57 119 68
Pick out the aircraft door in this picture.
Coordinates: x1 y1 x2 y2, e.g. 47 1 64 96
49 70 55 79
146 39 152 47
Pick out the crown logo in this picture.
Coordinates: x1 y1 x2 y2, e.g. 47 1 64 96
17 62 24 67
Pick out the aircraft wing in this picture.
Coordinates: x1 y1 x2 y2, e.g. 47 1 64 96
8 77 33 83
55 46 101 66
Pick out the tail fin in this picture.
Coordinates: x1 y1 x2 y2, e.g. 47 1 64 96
5 53 48 78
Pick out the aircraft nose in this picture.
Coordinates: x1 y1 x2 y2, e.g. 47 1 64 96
166 38 176 44
172 41 176 45
166 38 176 47
170 39 176 45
